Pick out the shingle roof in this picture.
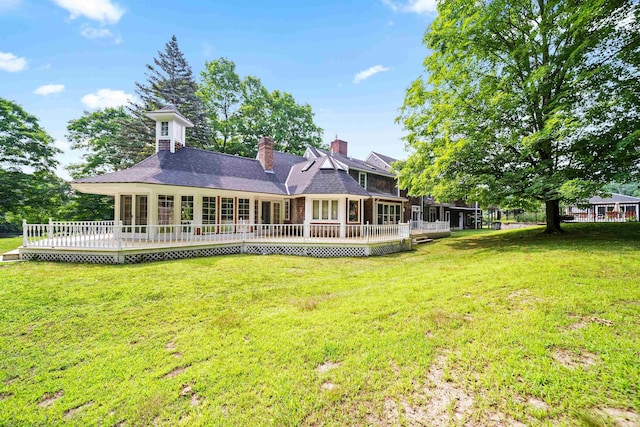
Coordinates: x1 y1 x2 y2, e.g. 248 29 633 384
370 151 398 166
74 147 287 195
74 144 404 198
315 149 395 177
286 158 370 196
589 193 640 204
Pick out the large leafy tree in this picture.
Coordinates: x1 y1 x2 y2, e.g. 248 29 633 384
0 98 65 228
67 107 144 176
396 0 640 233
198 57 323 157
125 35 210 153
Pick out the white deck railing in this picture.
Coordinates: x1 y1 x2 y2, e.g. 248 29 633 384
410 220 450 233
22 220 411 250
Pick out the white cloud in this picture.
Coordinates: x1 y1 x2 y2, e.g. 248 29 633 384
0 0 22 12
80 24 112 39
79 24 122 43
405 0 437 14
382 0 438 15
53 0 124 24
34 84 65 96
353 65 390 84
81 88 135 109
381 0 398 12
0 51 27 72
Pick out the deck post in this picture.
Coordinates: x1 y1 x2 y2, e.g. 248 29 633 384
116 221 123 250
366 221 370 243
22 220 27 247
48 218 53 241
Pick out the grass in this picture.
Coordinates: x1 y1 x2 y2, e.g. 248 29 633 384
0 223 639 426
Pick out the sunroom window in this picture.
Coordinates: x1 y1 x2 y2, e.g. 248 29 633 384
312 199 339 221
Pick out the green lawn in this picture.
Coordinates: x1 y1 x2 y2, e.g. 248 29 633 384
1 223 639 426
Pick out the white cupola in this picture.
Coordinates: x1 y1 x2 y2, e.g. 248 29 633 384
145 105 194 153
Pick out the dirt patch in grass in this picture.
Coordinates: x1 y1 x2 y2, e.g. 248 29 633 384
4 376 19 385
553 348 598 369
365 356 529 426
180 381 202 406
165 341 176 350
596 408 640 427
0 391 13 400
163 365 189 379
63 401 92 419
321 382 337 391
568 316 614 330
527 397 549 411
316 361 341 373
37 389 63 407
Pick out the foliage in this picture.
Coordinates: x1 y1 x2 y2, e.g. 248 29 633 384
124 35 210 154
603 182 640 197
396 0 640 233
67 107 142 177
1 223 639 425
198 57 324 157
0 98 65 229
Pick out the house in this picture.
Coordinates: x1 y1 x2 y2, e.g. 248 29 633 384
19 106 451 263
565 193 640 222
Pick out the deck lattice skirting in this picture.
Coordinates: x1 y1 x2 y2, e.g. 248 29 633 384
20 221 416 264
20 241 412 264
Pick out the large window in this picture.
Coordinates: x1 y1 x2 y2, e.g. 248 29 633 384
377 202 401 225
158 195 174 225
284 200 290 221
135 195 148 232
202 196 216 233
312 199 339 221
238 198 250 222
181 196 194 222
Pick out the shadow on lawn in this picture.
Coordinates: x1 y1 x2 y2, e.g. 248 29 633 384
442 222 640 254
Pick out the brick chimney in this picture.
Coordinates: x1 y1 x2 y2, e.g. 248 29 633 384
258 137 274 172
330 138 348 156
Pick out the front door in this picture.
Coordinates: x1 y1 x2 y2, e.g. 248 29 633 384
120 195 148 234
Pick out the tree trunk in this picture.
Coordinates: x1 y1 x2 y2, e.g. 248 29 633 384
544 200 563 234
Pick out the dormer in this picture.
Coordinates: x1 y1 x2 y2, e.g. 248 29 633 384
146 105 194 153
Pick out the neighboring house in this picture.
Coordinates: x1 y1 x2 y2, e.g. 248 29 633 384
565 193 640 221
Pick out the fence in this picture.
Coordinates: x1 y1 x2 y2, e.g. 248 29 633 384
22 220 411 250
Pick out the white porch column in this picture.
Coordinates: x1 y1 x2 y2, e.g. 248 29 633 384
304 198 312 237
114 194 120 223
339 198 346 238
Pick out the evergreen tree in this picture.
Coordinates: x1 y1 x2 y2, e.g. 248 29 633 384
124 35 210 153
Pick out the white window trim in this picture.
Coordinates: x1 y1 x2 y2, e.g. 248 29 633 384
312 199 339 222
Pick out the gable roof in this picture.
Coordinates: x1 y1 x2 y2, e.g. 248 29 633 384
589 193 640 204
315 148 395 177
370 151 398 166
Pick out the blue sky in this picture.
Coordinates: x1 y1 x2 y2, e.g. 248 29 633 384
1 0 436 179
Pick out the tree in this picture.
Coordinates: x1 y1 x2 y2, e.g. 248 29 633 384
67 107 144 176
0 97 63 225
396 0 640 233
198 57 324 157
124 35 210 154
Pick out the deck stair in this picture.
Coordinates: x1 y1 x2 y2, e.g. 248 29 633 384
411 233 433 245
1 249 21 262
